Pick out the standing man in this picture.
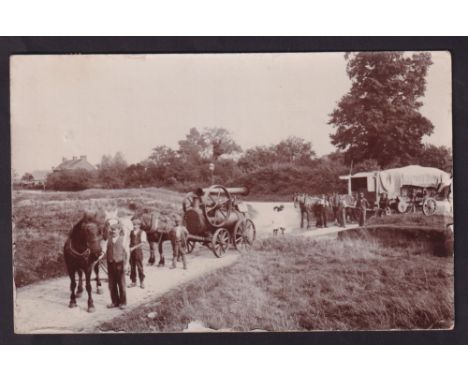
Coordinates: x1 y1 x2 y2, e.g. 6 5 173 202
106 221 127 310
332 192 340 225
320 194 328 228
170 216 189 270
128 217 147 289
356 192 369 227
337 196 347 228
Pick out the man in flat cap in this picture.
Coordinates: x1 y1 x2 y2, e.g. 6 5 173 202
106 220 128 309
128 217 147 289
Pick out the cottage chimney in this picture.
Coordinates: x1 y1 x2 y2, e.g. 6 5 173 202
80 155 86 160
62 157 67 162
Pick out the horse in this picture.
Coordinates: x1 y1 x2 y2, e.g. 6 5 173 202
135 211 172 267
63 212 105 312
293 193 320 229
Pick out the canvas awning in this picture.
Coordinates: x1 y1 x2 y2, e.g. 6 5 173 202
376 165 451 198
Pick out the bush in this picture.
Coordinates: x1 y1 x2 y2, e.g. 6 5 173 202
46 170 96 191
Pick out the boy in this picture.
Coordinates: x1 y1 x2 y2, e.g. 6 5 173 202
106 221 127 309
128 217 147 289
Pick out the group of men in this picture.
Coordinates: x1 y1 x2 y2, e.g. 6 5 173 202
314 192 370 229
105 216 188 310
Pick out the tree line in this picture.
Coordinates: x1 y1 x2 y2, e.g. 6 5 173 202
30 51 453 197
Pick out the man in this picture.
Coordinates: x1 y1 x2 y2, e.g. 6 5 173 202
319 194 328 228
337 195 347 228
128 217 147 289
356 192 369 227
170 217 189 270
332 192 340 225
106 221 127 309
377 192 388 217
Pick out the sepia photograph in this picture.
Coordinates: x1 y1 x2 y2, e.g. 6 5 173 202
10 51 453 334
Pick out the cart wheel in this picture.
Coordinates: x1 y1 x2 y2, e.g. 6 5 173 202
397 200 409 214
204 185 232 228
186 240 196 254
211 228 230 258
423 198 437 216
233 219 256 253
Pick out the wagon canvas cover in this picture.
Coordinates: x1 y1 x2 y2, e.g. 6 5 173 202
376 165 451 198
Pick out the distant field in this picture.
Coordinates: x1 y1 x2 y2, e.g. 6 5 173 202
12 188 183 287
100 235 453 332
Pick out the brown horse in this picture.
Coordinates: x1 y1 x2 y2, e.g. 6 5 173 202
63 213 104 312
134 212 172 267
293 193 319 229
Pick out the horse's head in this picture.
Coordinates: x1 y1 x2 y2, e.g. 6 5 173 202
71 213 104 256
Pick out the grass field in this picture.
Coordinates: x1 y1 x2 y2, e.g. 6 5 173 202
12 188 183 287
99 235 453 332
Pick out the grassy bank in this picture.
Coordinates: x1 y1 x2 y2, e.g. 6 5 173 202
13 188 183 287
367 212 453 228
99 235 453 332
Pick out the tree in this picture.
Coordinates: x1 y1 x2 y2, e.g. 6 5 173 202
202 127 242 161
149 145 178 167
98 152 129 188
21 173 34 182
238 136 315 172
274 136 316 165
329 52 434 167
177 127 208 164
417 144 452 173
238 146 278 172
46 170 95 191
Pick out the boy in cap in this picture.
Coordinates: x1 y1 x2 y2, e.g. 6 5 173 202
170 216 189 270
128 217 147 289
106 220 127 309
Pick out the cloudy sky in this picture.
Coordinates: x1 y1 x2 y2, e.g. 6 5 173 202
11 52 451 175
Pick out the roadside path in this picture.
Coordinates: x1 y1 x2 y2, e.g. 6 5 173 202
14 201 355 333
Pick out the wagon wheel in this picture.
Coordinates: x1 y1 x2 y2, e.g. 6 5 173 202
204 185 232 228
233 218 256 253
397 200 409 214
211 228 230 258
423 198 437 216
186 239 196 254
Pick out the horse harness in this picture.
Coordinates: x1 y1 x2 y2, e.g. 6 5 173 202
68 239 103 266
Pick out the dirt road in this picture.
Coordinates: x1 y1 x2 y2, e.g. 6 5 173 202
14 201 356 333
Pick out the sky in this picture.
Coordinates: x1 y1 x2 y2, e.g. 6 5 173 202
11 52 452 176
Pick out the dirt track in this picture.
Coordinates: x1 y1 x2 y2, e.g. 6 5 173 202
14 202 356 334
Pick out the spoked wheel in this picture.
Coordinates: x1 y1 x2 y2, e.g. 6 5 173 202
211 228 230 258
423 198 437 216
186 240 196 254
397 200 410 214
233 219 256 253
204 185 232 228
